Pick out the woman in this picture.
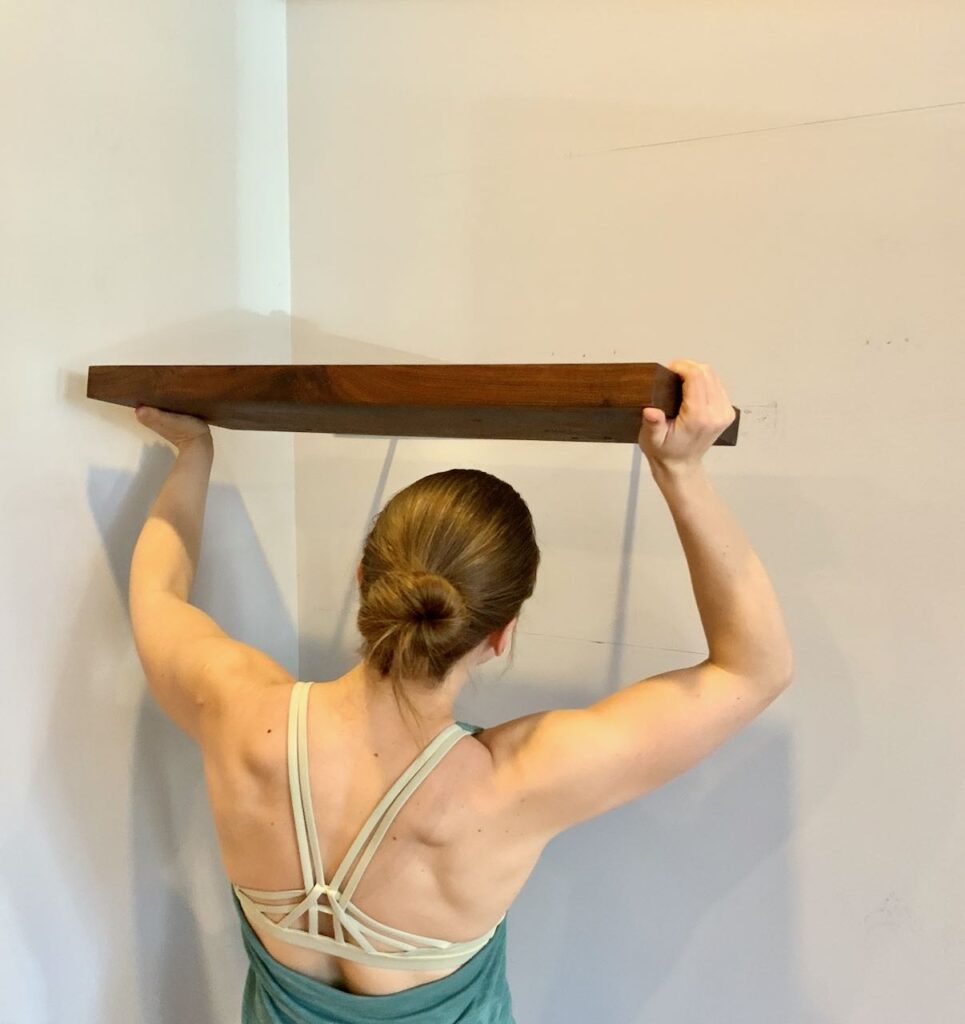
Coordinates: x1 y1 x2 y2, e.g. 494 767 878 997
129 359 793 1023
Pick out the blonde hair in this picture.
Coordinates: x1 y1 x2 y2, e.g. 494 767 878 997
356 468 540 724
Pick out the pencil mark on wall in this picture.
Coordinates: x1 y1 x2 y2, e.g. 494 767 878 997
564 99 965 159
864 891 917 934
740 402 780 438
518 628 704 657
864 336 913 349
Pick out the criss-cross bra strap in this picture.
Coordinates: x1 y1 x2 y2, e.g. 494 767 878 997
282 681 471 945
233 689 501 967
329 723 469 906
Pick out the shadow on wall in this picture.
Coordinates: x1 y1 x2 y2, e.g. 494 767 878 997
463 480 837 1022
77 307 444 383
462 477 832 1022
79 443 295 1022
76 309 295 370
525 729 802 1023
5 309 302 1021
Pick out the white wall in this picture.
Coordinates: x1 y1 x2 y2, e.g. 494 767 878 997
288 3 965 1022
0 2 292 1022
4 3 963 1021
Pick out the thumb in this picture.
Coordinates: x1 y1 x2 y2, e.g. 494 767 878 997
639 407 667 448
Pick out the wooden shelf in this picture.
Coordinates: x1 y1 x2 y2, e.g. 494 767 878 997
86 362 740 445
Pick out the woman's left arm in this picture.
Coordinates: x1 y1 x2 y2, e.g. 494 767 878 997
129 407 292 741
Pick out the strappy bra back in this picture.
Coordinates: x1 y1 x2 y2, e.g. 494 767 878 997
233 681 505 971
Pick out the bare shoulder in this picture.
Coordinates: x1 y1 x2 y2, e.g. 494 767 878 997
467 711 560 842
473 662 792 843
473 712 553 765
199 659 294 776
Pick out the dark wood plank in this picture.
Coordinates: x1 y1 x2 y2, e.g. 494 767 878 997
86 363 740 445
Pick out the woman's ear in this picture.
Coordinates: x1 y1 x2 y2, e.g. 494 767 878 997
356 563 364 587
493 617 518 658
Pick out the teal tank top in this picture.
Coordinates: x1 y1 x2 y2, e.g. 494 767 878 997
234 891 515 1024
229 682 516 1023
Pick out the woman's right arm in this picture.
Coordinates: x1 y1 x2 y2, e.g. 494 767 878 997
648 459 793 682
485 361 793 841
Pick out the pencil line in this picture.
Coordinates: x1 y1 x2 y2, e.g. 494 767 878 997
565 98 965 158
518 628 704 656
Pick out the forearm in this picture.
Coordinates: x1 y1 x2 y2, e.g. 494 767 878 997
650 461 793 683
130 436 215 601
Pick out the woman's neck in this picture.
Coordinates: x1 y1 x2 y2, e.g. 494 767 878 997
338 659 465 741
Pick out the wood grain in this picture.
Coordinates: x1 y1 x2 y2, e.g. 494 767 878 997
86 363 740 445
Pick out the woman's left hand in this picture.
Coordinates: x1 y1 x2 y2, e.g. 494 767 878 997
135 405 212 450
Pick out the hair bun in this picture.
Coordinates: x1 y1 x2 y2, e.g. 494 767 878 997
369 569 468 639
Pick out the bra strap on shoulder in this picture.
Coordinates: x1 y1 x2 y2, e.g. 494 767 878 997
286 681 338 939
286 682 314 892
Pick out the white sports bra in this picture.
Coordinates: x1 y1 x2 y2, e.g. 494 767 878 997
233 681 504 970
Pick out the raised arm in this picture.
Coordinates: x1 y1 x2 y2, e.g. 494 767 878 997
486 361 793 840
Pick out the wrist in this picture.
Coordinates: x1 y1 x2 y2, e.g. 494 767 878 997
177 433 214 457
647 459 706 487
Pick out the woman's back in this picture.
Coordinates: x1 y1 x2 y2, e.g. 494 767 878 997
129 372 791 1022
204 667 550 999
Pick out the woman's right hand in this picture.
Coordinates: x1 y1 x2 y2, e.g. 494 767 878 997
638 360 737 474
